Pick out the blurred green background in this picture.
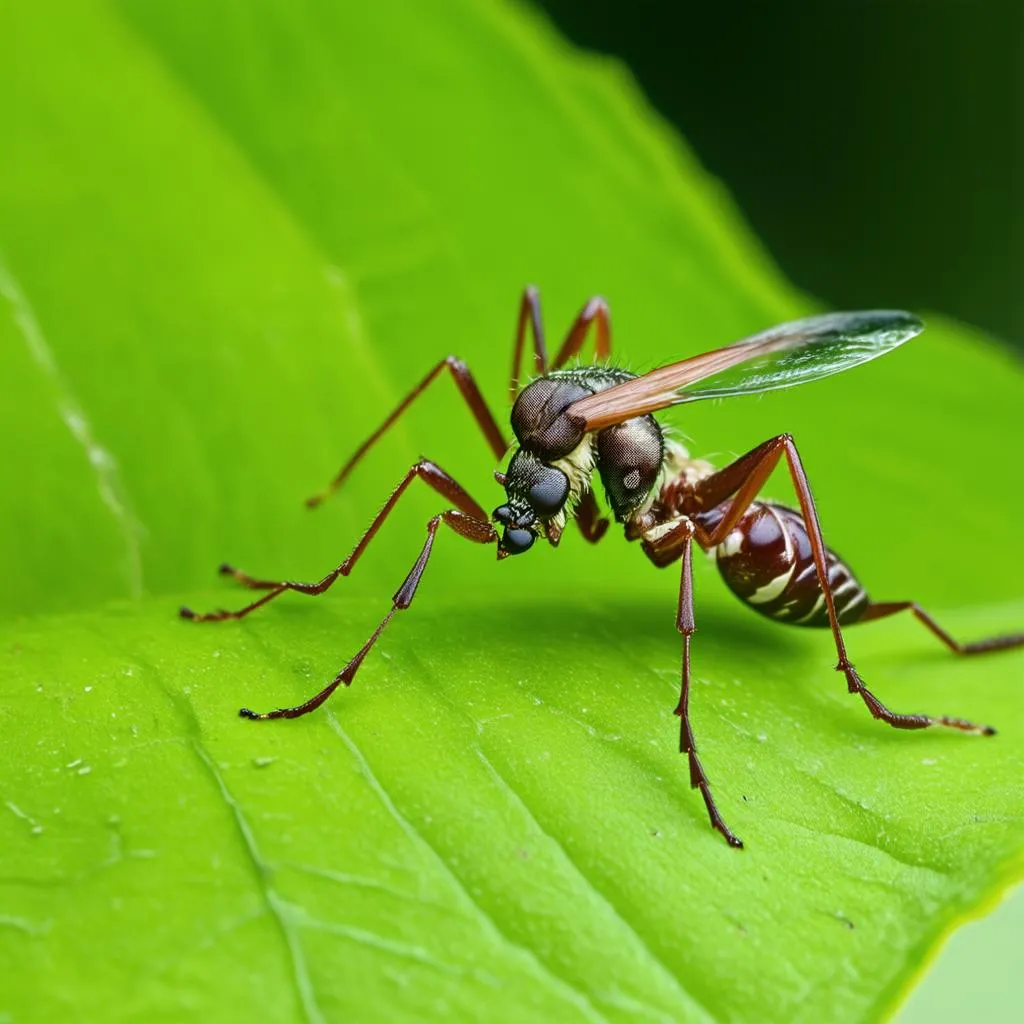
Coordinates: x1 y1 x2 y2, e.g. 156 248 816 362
539 0 1023 349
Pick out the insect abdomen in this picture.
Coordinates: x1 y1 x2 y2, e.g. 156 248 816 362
714 503 868 627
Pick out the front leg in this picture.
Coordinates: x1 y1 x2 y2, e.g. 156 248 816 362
240 508 497 721
181 458 495 622
185 458 500 720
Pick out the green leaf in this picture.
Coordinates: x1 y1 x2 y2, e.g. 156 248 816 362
1 2 1022 1022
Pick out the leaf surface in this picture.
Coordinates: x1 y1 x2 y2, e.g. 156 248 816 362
1 2 1022 1022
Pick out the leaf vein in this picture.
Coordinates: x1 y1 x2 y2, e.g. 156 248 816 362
190 740 324 1024
324 711 611 1024
472 745 713 1024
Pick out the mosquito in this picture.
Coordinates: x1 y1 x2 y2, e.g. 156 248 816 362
182 287 1024 848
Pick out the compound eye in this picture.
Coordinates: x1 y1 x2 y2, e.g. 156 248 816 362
527 467 569 517
502 527 535 555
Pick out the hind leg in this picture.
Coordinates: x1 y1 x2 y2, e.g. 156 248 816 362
859 602 1024 655
691 434 1004 735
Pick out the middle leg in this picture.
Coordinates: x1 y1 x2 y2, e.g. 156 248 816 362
575 489 610 544
646 516 742 847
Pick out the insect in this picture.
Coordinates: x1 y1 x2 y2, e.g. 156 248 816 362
182 287 1024 848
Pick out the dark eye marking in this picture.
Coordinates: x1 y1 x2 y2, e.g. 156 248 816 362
527 468 569 516
502 527 535 554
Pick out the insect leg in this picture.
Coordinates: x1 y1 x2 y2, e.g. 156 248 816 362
307 357 507 508
691 435 785 540
648 517 742 848
550 295 612 371
509 285 549 401
575 489 609 544
692 434 995 736
182 459 493 621
239 509 498 721
508 286 611 398
859 602 1024 655
216 565 279 591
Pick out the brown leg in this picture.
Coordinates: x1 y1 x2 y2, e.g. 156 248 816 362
509 287 613 401
509 285 549 401
691 434 994 736
647 517 742 848
575 489 610 544
240 509 497 720
860 602 1024 655
550 296 612 370
182 459 494 622
218 563 279 591
307 356 507 508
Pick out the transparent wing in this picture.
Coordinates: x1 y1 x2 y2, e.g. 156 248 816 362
566 310 922 432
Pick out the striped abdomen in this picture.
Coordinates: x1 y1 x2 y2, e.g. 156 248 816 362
713 502 868 627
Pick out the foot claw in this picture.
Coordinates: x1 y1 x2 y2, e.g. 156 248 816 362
179 606 196 620
239 708 262 720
